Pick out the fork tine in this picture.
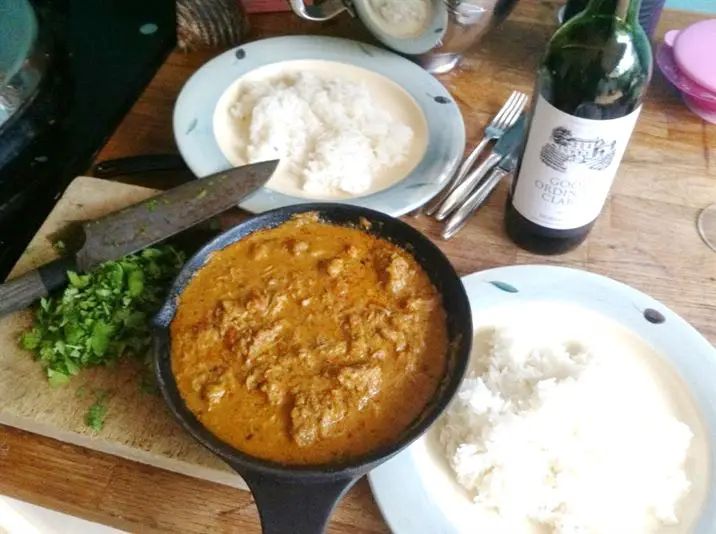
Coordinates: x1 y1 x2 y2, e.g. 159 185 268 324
493 92 519 125
494 98 519 129
516 92 528 111
489 91 519 128
497 92 525 128
512 93 529 121
500 92 528 129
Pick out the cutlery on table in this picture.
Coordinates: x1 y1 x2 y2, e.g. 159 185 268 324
0 160 279 317
424 90 528 217
433 113 526 221
442 118 526 240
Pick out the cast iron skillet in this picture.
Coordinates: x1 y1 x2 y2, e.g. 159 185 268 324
152 203 473 534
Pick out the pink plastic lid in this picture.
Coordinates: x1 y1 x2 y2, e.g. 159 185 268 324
664 20 716 93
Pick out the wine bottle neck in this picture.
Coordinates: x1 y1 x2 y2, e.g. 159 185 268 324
585 0 641 23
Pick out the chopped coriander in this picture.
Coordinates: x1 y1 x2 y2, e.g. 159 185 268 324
54 240 66 253
85 389 112 431
47 368 70 387
20 245 185 385
146 199 159 212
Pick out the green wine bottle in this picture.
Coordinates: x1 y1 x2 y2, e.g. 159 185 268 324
563 0 589 22
562 0 666 38
505 0 652 255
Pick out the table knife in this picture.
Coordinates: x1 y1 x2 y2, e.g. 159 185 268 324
442 136 524 240
433 114 526 221
0 159 278 317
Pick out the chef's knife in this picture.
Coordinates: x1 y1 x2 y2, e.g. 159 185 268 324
442 126 526 240
0 159 278 317
433 114 527 221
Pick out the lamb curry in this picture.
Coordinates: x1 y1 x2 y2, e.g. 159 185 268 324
171 213 448 465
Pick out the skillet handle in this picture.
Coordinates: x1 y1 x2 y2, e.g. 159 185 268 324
241 472 357 534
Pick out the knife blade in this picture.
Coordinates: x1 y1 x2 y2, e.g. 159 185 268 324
442 122 526 239
0 159 278 317
433 115 527 221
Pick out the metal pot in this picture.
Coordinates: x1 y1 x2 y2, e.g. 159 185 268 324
288 0 521 73
153 203 473 534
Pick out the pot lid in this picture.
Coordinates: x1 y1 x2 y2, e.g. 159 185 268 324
665 19 716 94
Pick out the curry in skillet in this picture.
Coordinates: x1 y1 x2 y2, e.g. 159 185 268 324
171 213 448 465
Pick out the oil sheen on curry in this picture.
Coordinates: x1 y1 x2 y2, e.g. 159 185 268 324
171 213 448 465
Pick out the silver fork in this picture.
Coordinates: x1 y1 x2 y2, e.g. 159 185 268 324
424 91 528 217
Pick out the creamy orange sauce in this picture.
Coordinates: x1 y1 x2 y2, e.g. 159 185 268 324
171 213 448 465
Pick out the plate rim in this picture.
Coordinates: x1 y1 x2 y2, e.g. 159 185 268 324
368 264 716 534
172 35 466 217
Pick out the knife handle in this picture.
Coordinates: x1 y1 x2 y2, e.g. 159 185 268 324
442 168 511 240
424 137 491 217
93 154 187 178
0 257 77 317
434 151 503 221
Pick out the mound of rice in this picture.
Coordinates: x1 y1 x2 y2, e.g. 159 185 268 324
439 326 694 534
369 0 431 34
228 72 413 196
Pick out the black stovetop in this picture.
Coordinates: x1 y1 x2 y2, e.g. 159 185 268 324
0 0 176 279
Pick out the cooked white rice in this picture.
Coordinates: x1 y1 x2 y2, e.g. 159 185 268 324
369 0 431 33
439 326 694 534
228 72 413 196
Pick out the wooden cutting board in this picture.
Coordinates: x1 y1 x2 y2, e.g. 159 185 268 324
0 176 249 491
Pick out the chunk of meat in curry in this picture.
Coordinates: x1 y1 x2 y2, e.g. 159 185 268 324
171 213 448 465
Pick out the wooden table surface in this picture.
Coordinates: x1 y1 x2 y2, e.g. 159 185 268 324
1 2 714 532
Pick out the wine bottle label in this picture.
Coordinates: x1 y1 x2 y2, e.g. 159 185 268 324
512 95 641 230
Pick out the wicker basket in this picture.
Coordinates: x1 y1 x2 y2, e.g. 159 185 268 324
177 0 249 50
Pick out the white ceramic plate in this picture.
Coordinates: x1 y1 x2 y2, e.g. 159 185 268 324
173 35 465 216
0 495 125 534
368 265 716 534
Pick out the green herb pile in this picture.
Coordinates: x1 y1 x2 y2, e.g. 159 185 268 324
85 389 112 431
20 245 185 429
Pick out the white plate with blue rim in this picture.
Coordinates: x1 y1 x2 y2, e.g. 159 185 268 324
172 35 465 217
369 265 716 534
